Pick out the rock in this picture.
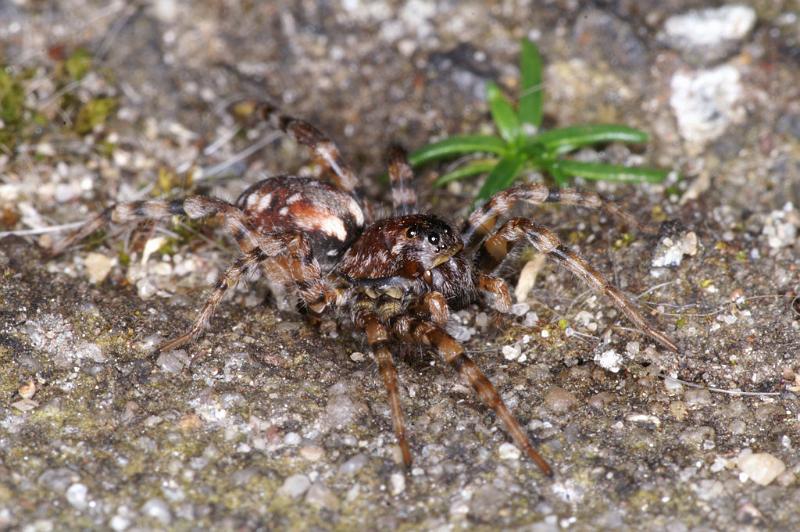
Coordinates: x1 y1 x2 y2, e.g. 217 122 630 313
278 474 311 498
660 5 756 65
738 452 786 486
338 454 367 476
594 349 623 373
498 442 521 461
501 344 521 361
83 252 114 284
65 483 88 510
651 231 698 268
762 203 799 249
544 387 578 413
390 472 406 495
670 65 745 151
141 498 172 525
305 483 339 510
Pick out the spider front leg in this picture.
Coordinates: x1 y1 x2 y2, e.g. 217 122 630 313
391 316 553 476
233 100 359 194
477 217 678 352
462 183 643 250
476 273 512 313
353 301 412 466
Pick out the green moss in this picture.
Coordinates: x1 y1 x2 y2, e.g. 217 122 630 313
0 68 27 150
74 97 118 134
64 48 92 81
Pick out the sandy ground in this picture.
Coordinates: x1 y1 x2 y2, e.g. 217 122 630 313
1 1 799 530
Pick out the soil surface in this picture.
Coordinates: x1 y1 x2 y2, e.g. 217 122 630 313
1 1 799 530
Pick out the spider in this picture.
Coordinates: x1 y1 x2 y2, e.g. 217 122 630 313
49 101 677 477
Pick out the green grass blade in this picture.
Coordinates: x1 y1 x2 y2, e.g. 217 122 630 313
486 82 520 143
409 135 507 166
555 159 669 183
518 38 543 128
527 125 649 156
476 154 525 200
434 159 498 187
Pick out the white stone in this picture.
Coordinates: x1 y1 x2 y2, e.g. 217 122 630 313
663 5 756 48
501 345 521 361
390 472 406 495
278 474 311 498
84 252 114 284
670 66 744 149
651 231 698 268
595 349 623 373
66 483 89 510
498 442 521 460
738 452 786 486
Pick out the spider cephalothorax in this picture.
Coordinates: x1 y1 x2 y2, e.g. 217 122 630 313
50 101 678 477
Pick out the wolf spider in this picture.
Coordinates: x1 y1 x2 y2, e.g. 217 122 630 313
49 101 677 477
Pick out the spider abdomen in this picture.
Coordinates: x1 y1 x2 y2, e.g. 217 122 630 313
236 175 364 265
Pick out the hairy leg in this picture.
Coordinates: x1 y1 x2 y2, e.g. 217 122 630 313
155 247 267 354
386 145 417 216
477 217 677 351
232 100 359 194
462 183 642 250
476 273 512 313
353 300 412 466
391 316 553 476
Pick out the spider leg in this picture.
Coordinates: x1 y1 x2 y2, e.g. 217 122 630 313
234 100 359 194
391 316 553 476
477 217 677 352
155 247 266 354
353 302 412 467
414 291 449 325
386 145 417 215
476 273 512 313
49 196 264 257
462 183 642 250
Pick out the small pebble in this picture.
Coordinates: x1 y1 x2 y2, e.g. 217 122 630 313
109 515 131 531
299 445 325 461
18 379 36 399
670 401 688 421
65 483 88 510
390 472 406 495
587 392 613 410
594 349 623 373
84 252 114 284
12 398 38 412
738 452 786 486
651 232 698 268
501 345 521 361
338 454 367 475
284 432 301 446
510 302 530 317
278 474 311 498
498 442 521 461
350 351 366 362
305 483 339 510
544 387 578 413
141 498 172 525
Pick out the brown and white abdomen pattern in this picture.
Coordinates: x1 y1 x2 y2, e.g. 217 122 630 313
236 176 364 265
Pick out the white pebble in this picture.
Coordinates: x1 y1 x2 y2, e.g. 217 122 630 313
350 351 366 362
278 474 311 498
501 345 521 361
84 252 114 284
141 498 172 525
651 232 698 268
523 311 539 327
510 302 530 317
390 472 406 495
66 483 88 510
284 432 301 446
595 349 623 373
670 66 744 149
738 452 786 486
498 442 521 461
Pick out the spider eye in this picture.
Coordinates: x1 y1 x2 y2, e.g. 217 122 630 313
406 227 418 238
428 233 439 246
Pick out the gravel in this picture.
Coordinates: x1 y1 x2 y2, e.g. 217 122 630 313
1 1 798 530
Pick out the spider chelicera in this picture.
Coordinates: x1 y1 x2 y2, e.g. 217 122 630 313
49 101 677 476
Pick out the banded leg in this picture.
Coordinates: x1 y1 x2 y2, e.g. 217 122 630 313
478 217 677 351
232 100 359 193
355 305 412 467
476 273 512 313
462 183 641 249
392 316 553 476
49 196 261 257
155 247 267 354
386 145 417 215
